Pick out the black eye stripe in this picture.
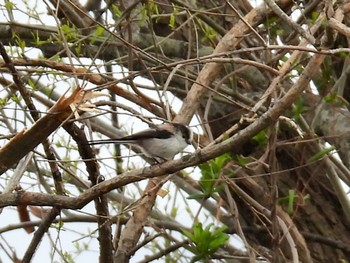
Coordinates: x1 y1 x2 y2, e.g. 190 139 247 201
173 123 191 142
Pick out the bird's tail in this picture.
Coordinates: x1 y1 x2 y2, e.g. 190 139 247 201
87 139 136 145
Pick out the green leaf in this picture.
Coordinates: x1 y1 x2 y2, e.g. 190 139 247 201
278 190 311 214
202 23 217 41
182 222 229 261
11 94 21 103
169 4 178 29
148 1 159 15
4 0 15 11
292 97 308 120
169 13 176 29
31 31 49 46
233 155 251 167
51 220 64 230
12 33 26 52
61 24 79 41
197 153 231 197
308 146 336 162
182 229 194 241
112 4 121 17
338 51 349 59
252 130 267 146
27 78 36 90
287 189 296 214
310 11 320 22
75 42 82 55
0 98 9 109
323 92 337 103
90 25 105 45
170 207 178 218
187 193 210 200
193 222 202 241
208 233 229 251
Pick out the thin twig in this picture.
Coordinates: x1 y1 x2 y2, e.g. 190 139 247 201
22 207 61 263
264 0 316 45
225 0 267 46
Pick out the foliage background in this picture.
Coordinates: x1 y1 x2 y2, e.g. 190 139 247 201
0 0 350 262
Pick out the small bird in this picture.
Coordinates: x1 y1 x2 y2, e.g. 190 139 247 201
88 123 193 161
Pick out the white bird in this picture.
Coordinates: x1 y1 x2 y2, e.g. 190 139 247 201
88 123 193 161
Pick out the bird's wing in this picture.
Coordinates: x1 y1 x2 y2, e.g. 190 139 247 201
87 127 173 145
122 127 173 140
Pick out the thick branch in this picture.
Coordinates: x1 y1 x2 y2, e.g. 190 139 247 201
176 0 293 123
0 87 83 175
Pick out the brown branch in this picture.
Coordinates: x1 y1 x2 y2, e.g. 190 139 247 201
302 232 350 253
17 205 35 234
48 0 93 31
0 41 66 194
41 139 66 195
140 240 189 263
170 0 227 36
21 207 61 263
0 42 71 253
0 215 128 234
175 0 293 123
264 0 315 45
0 41 40 121
95 194 114 263
0 59 165 117
0 86 83 175
115 179 164 261
0 23 214 61
65 123 114 263
328 18 350 36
